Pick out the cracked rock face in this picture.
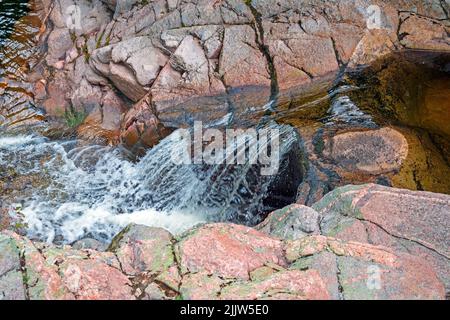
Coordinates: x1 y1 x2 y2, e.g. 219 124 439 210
30 0 449 147
1 185 448 300
91 37 168 102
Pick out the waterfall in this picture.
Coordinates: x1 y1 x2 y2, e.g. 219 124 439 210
0 123 302 243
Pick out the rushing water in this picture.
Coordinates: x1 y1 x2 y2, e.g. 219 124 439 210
1 1 449 245
0 124 300 243
0 1 305 243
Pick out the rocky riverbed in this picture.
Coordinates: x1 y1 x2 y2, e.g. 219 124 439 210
1 184 449 300
0 0 449 300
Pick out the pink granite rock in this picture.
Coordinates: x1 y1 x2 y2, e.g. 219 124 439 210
314 184 450 291
176 223 286 280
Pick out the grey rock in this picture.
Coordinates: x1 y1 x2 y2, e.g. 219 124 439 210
0 271 26 300
111 37 168 87
313 184 450 291
0 235 21 277
72 238 108 251
257 204 320 240
0 234 26 300
46 28 73 66
50 0 111 36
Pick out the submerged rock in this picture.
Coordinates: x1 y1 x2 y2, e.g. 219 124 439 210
325 127 409 175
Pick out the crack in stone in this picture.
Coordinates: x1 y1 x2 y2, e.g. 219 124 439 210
355 217 450 261
335 255 345 300
330 36 343 67
19 249 30 300
245 1 279 104
170 239 184 294
439 0 449 19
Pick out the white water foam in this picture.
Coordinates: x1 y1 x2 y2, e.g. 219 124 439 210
0 135 37 148
0 124 298 244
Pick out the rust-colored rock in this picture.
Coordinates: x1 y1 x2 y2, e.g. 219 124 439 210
120 95 173 149
220 269 330 300
325 127 409 175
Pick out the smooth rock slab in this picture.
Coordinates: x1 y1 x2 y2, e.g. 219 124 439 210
325 127 409 174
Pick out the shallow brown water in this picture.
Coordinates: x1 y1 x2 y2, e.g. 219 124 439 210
0 0 44 131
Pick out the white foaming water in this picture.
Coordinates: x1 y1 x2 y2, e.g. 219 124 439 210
0 124 299 244
22 205 204 243
1 134 207 242
0 135 38 148
326 95 375 126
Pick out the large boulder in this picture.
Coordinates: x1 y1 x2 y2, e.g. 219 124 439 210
108 224 176 277
175 223 287 280
90 37 169 102
285 235 445 300
324 127 409 175
313 184 450 291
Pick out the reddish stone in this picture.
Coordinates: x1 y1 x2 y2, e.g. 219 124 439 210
61 259 134 300
176 223 286 280
314 184 450 290
220 270 330 300
121 95 172 149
